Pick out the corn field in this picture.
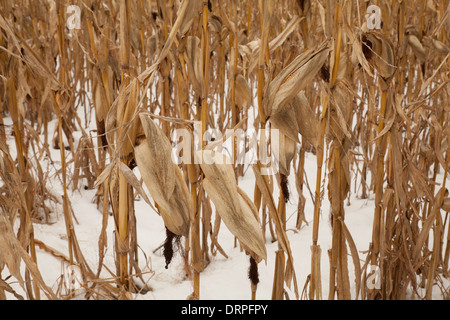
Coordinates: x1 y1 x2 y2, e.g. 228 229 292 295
0 0 450 301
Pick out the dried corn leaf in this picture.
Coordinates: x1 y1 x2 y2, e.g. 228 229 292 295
408 161 434 201
117 162 156 212
391 125 408 211
252 164 299 298
371 116 395 143
116 78 141 158
0 212 24 285
347 27 373 77
412 187 445 264
0 211 57 299
339 218 362 300
393 94 411 126
0 14 61 89
446 3 450 39
0 278 24 300
248 15 302 72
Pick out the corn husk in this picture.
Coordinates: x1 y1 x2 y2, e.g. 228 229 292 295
406 26 426 63
362 31 396 80
135 113 192 237
235 74 252 111
263 40 330 119
199 151 267 262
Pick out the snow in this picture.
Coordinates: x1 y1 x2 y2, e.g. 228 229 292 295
2 111 449 301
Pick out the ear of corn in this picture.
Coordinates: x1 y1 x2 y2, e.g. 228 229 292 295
200 151 267 262
135 114 192 237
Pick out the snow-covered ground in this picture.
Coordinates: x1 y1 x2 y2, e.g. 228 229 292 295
2 111 449 300
32 150 372 300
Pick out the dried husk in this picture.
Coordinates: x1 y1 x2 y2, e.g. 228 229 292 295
362 31 396 80
272 132 297 176
269 90 320 151
294 91 320 147
134 113 192 237
268 98 300 143
178 0 202 36
423 36 449 55
406 26 426 63
235 74 252 111
184 36 203 96
443 197 450 212
327 80 353 144
263 41 330 119
200 151 267 262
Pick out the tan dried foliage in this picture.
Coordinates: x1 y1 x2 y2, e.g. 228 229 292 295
0 0 449 301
